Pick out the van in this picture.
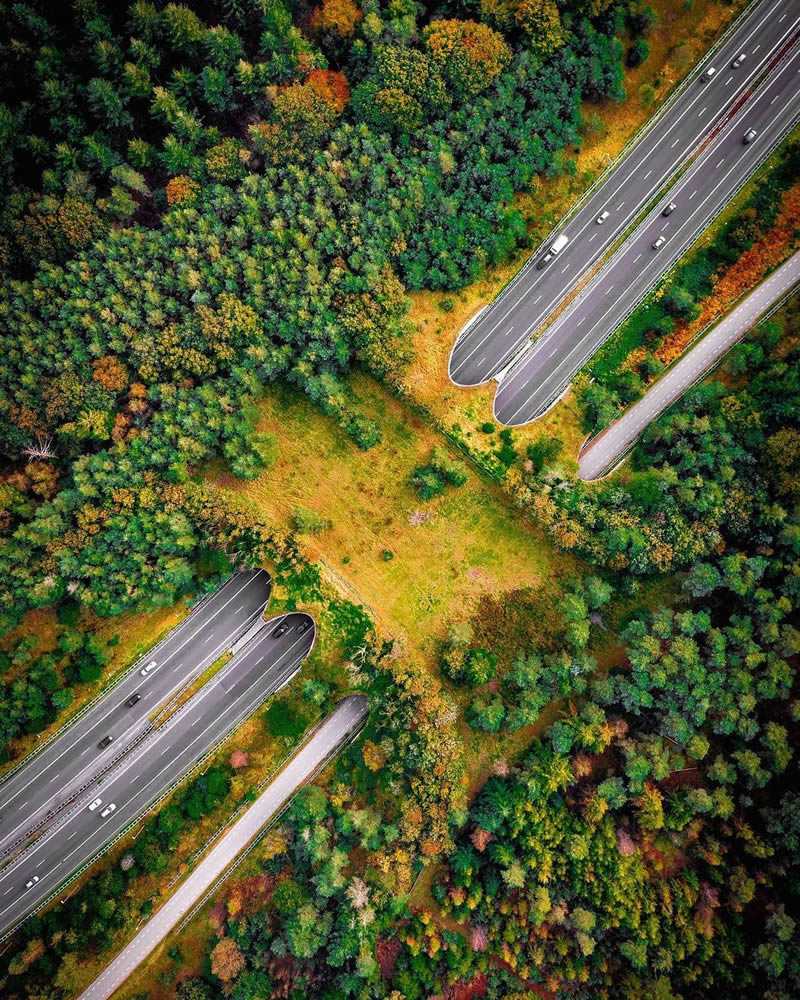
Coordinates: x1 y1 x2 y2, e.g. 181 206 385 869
550 234 569 255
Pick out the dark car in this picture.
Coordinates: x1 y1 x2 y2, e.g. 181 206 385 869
272 621 290 638
125 693 142 707
296 620 312 636
662 202 677 217
743 128 757 144
98 735 114 749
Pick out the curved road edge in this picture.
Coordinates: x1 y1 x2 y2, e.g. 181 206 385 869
578 249 800 481
78 695 369 1000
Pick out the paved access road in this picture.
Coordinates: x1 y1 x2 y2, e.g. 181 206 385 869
494 43 800 425
0 611 315 938
79 695 368 1000
448 0 800 387
0 570 271 859
578 250 800 480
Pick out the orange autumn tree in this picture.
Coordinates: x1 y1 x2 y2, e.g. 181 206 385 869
423 19 511 98
165 174 200 206
310 0 362 38
305 68 350 112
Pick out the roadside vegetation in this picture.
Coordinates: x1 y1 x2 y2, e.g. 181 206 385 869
580 133 800 433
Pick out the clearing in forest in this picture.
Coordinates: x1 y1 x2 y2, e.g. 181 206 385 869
207 374 574 655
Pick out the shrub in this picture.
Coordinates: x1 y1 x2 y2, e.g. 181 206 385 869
293 507 329 534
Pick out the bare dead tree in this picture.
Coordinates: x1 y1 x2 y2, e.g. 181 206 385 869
22 436 56 461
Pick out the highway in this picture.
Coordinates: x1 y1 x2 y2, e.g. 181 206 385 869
448 0 800 387
0 610 315 938
78 695 369 1000
578 250 800 480
494 43 800 425
0 570 271 858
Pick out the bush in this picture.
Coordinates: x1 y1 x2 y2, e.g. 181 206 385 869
626 39 650 67
293 507 329 534
410 446 469 499
627 3 657 36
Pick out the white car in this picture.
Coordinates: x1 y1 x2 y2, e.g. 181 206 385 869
140 659 158 677
652 236 666 250
596 210 610 224
25 875 40 889
88 797 102 811
100 803 116 818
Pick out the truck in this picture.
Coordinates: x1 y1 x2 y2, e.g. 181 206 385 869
536 233 569 270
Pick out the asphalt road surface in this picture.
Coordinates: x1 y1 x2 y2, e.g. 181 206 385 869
78 695 368 1000
0 611 315 938
448 0 800 387
0 570 271 858
578 250 800 480
494 43 800 425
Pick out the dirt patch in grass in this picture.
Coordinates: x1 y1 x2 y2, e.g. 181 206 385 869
207 376 577 660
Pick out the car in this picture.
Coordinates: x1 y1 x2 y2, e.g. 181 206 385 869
702 66 716 81
296 620 312 635
25 875 40 889
100 803 116 818
732 52 746 68
125 693 142 707
272 620 290 638
98 734 114 749
652 236 666 250
662 202 677 217
140 659 157 677
596 210 610 224
536 252 553 270
88 797 102 811
743 128 757 144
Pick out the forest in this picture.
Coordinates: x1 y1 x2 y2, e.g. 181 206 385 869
1 1 798 999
